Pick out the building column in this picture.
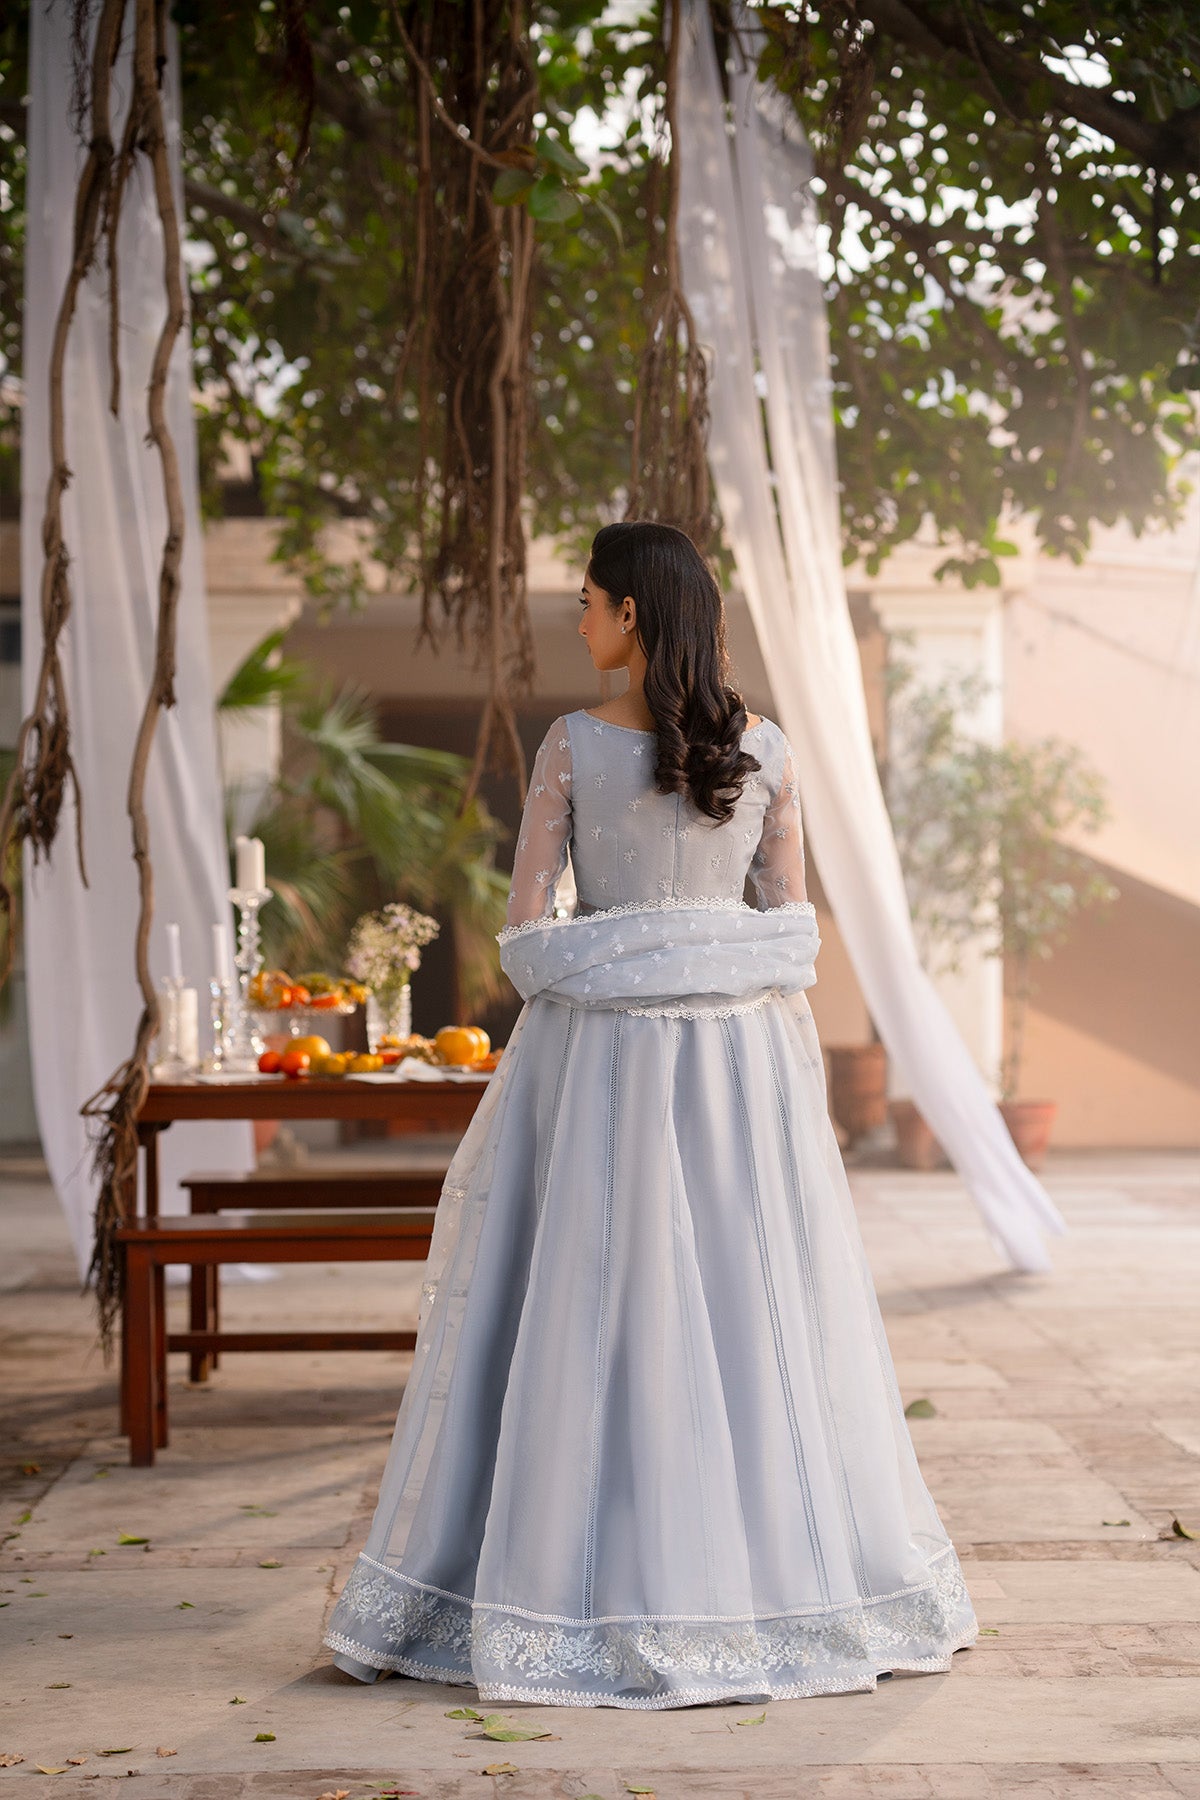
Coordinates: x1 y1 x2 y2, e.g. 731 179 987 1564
871 586 1006 1096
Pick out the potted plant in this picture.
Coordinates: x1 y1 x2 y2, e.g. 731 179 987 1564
882 660 1116 1170
980 737 1118 1168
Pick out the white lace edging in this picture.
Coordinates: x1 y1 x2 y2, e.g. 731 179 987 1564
621 990 777 1020
322 1543 979 1707
499 896 816 945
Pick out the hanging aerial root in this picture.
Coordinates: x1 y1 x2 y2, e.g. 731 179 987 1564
626 0 716 550
81 1014 155 1356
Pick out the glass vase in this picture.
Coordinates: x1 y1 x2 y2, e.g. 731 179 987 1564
366 977 412 1051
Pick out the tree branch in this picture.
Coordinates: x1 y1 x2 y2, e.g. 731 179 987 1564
855 0 1200 171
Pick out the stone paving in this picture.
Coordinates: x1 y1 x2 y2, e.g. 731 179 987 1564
1 1146 1198 1798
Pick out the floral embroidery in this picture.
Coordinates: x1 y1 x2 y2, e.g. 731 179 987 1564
324 1546 977 1709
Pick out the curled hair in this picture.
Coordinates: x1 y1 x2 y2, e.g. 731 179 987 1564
587 521 760 823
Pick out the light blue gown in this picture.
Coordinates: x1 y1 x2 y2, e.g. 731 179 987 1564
323 710 978 1708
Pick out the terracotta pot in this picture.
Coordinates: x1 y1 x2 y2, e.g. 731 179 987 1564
889 1099 950 1171
999 1099 1058 1172
828 1043 888 1146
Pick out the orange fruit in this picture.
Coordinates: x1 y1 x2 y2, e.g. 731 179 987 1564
280 1048 310 1079
290 1034 332 1060
435 1025 486 1066
462 1026 491 1057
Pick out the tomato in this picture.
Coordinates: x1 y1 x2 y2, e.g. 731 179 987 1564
290 984 311 1006
309 991 341 1010
258 1050 283 1075
378 1050 402 1065
280 1049 311 1079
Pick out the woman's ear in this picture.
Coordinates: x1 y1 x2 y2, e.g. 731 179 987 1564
622 596 637 635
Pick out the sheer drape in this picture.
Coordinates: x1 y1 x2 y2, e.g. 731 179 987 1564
675 2 1065 1270
22 4 252 1274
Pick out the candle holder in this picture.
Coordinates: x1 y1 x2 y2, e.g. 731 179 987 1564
201 976 236 1073
151 977 191 1081
223 885 272 1071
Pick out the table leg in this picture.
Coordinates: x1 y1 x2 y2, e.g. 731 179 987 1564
125 1246 157 1468
189 1264 212 1383
153 1260 168 1449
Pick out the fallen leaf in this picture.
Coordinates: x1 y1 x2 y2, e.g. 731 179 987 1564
116 1532 149 1546
46 1682 71 1690
445 1706 483 1719
229 1697 247 1705
1102 1519 1131 1527
978 1627 1000 1635
93 1468 111 1479
67 1756 88 1765
1173 1517 1197 1540
258 1559 283 1569
36 1766 70 1775
57 1634 74 1639
156 1747 178 1758
29 1592 49 1597
176 1601 195 1610
903 1397 936 1419
87 1548 106 1558
0 1755 24 1768
239 1504 278 1517
21 1463 40 1476
626 1787 657 1795
314 1790 350 1799
735 1709 767 1725
15 1509 31 1526
254 1732 276 1743
98 1748 135 1756
481 1764 519 1777
476 1713 553 1742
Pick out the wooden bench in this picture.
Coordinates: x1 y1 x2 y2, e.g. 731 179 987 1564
181 1168 447 1382
117 1209 438 1466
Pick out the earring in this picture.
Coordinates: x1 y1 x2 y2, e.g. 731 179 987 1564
621 624 629 634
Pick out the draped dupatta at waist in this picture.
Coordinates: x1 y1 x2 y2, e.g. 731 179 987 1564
498 898 820 1019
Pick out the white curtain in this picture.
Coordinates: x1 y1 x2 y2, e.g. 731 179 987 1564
22 2 253 1279
676 3 1066 1271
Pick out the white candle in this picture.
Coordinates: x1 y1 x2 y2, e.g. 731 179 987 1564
235 835 266 892
177 987 200 1067
165 921 184 986
211 922 233 985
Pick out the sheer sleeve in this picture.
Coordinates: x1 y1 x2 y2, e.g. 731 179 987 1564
750 735 808 908
505 718 574 928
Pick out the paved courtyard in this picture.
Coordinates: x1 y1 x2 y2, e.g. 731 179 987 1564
1 1145 1198 1799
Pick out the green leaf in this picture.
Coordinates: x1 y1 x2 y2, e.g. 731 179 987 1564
903 1397 936 1418
229 1696 247 1705
978 1626 1000 1635
626 1787 657 1796
1172 1517 1197 1539
1102 1519 1130 1527
253 1732 276 1742
98 1748 135 1756
116 1531 149 1545
735 1708 767 1725
493 168 537 205
537 132 588 178
445 1707 484 1719
527 176 582 225
478 1713 553 1741
481 1765 519 1778
258 1559 283 1568
176 1600 195 1608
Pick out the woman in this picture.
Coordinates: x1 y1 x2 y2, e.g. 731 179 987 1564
323 521 978 1708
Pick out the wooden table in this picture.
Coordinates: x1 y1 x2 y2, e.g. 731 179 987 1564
136 1075 488 1219
120 1075 489 1454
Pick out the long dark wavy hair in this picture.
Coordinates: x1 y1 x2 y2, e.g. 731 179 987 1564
587 521 761 823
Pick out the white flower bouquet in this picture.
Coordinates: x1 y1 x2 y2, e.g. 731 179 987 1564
346 902 440 992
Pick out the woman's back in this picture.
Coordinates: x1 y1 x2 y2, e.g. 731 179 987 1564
506 709 807 925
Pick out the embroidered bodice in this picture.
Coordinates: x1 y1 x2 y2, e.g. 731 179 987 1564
506 710 807 929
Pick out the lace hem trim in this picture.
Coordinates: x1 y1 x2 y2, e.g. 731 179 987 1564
324 1626 976 1708
499 896 816 945
322 1543 978 1704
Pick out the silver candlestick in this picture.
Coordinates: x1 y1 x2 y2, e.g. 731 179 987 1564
201 976 236 1073
151 977 190 1080
223 885 272 1071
